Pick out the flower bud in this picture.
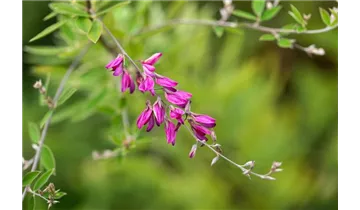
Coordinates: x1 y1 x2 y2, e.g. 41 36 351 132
33 80 42 89
189 144 197 158
211 155 219 166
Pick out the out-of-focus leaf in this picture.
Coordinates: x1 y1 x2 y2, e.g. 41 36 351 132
32 169 54 191
25 194 36 210
96 1 131 16
49 3 89 17
54 191 67 199
252 0 266 17
40 111 53 129
23 171 41 186
87 19 103 43
232 10 257 21
75 17 92 33
259 34 276 41
261 6 282 21
29 20 68 42
319 8 331 26
24 46 69 56
28 122 40 143
288 4 305 26
279 23 297 36
40 145 56 171
213 26 224 38
43 12 57 21
277 38 294 48
57 87 77 106
134 24 173 39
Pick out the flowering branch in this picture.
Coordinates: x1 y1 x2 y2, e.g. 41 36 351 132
22 44 91 201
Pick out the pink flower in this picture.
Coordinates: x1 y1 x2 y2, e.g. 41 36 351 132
164 119 177 146
164 90 192 108
189 120 211 141
169 106 185 124
121 70 135 94
189 144 197 158
153 97 165 126
146 114 155 132
136 101 153 129
142 53 162 65
143 64 155 76
138 75 155 96
191 113 216 128
155 74 178 89
105 55 124 76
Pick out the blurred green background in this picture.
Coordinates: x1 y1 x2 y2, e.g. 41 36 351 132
23 1 338 209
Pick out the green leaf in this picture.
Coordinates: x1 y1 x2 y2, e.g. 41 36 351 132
28 122 40 144
32 169 54 191
259 34 276 41
261 6 282 21
40 111 53 129
24 46 68 56
252 0 266 17
23 171 41 186
49 3 89 17
288 4 305 26
43 12 57 21
30 20 68 42
232 10 257 21
25 194 36 210
57 87 77 106
277 38 294 48
96 0 131 16
319 8 331 26
87 19 103 43
75 17 92 33
54 191 67 199
213 26 224 38
40 145 56 171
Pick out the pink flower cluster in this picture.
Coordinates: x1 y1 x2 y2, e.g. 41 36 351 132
106 53 217 158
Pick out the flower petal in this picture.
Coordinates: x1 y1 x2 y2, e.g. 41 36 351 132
143 53 162 65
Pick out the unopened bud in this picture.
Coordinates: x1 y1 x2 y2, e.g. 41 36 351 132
210 131 217 142
189 144 197 158
330 14 336 25
33 80 42 89
243 160 255 169
275 168 283 172
185 100 191 113
272 161 282 168
303 14 311 21
262 175 276 181
211 155 219 166
266 2 273 9
223 0 232 6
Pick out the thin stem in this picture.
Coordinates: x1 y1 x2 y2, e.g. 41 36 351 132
28 189 50 203
122 107 130 138
22 43 91 201
131 18 337 37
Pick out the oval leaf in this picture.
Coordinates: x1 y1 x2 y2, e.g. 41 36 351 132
319 8 331 26
54 191 67 199
49 3 89 17
24 46 68 56
24 194 36 210
40 145 56 171
87 19 103 43
32 169 54 191
29 20 68 42
259 34 276 41
213 26 224 38
262 6 282 21
57 87 77 106
232 10 257 21
277 38 294 48
28 122 40 143
43 12 57 21
23 171 41 186
252 0 266 17
289 4 305 26
96 1 131 16
75 17 92 33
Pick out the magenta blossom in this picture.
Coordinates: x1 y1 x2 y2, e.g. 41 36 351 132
142 53 162 65
121 70 135 94
169 106 185 124
189 144 197 158
146 114 155 132
138 75 155 96
189 120 212 141
143 64 155 76
165 90 192 108
165 119 177 146
136 101 153 129
155 74 178 89
153 98 165 126
106 55 124 76
191 113 216 128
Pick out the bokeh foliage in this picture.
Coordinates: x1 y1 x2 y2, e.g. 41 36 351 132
23 1 337 209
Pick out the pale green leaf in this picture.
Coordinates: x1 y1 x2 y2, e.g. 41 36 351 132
40 111 53 129
49 3 89 17
24 46 68 56
261 6 282 21
232 10 257 21
252 0 266 17
288 4 305 26
213 26 224 38
277 38 294 48
40 145 56 171
96 1 131 16
43 12 57 21
28 122 40 143
29 20 68 42
54 191 67 199
319 8 331 26
87 19 103 43
75 17 92 33
57 87 77 106
23 171 41 186
32 169 54 191
259 34 276 41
